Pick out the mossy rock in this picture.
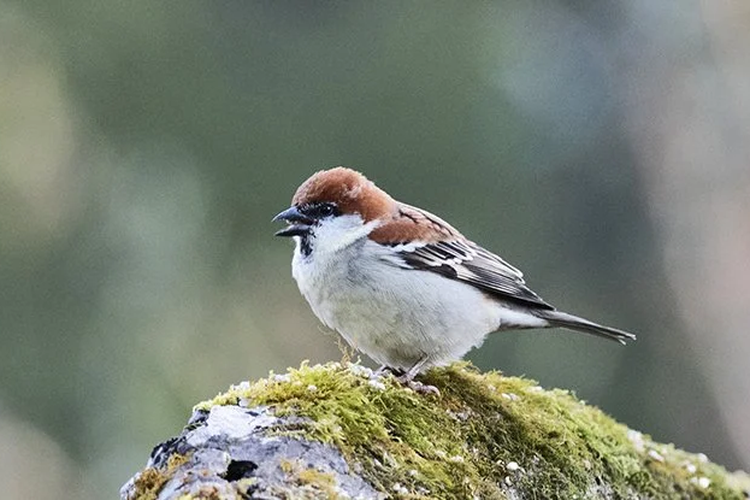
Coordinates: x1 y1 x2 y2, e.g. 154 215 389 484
122 362 750 499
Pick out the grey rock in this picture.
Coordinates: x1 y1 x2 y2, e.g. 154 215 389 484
121 405 382 499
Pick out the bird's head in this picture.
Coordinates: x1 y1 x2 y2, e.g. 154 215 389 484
273 167 395 256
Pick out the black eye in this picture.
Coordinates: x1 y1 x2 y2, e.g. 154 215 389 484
317 203 335 216
302 202 337 219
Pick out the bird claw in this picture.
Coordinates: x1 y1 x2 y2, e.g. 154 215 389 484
372 365 439 395
399 377 441 396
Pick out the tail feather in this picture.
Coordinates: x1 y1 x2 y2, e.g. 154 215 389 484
535 310 636 345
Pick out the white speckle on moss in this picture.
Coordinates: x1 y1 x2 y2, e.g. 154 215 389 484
507 461 520 472
347 363 373 378
691 476 711 489
306 384 318 393
627 430 645 452
392 482 408 494
446 409 472 421
367 379 386 391
648 450 665 462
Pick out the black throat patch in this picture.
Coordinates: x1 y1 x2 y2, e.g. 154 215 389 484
299 234 313 257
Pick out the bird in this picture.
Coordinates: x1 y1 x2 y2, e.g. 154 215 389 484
273 167 635 386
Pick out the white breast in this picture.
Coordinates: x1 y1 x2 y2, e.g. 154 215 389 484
290 225 506 371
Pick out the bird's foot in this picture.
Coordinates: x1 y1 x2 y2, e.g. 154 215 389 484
396 374 440 396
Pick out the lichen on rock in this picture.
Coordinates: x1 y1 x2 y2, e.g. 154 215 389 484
122 362 750 499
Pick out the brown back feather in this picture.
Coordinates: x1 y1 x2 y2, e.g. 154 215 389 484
369 203 463 244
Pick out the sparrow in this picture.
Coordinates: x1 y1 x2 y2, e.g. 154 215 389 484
274 167 635 383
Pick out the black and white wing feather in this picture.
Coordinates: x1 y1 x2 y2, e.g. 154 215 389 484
369 202 551 309
393 239 554 310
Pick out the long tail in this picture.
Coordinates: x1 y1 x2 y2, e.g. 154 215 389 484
534 310 636 345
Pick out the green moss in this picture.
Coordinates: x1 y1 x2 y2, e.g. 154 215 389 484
279 458 342 498
198 362 750 500
131 453 190 500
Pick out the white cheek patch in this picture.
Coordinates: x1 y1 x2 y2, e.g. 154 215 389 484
311 215 381 255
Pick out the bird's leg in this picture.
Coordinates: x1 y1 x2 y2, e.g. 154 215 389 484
400 357 428 382
397 357 440 395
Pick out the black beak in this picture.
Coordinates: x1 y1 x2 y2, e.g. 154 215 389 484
273 206 313 237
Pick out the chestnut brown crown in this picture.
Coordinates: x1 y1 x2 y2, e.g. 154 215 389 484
291 167 395 222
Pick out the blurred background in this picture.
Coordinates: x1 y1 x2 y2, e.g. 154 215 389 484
1 1 749 497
